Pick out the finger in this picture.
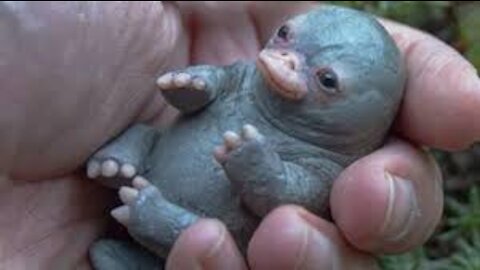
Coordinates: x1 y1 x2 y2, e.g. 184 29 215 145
174 1 261 65
248 206 380 270
380 19 480 150
330 138 443 254
166 219 248 270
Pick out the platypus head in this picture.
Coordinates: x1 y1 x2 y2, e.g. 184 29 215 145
255 5 406 157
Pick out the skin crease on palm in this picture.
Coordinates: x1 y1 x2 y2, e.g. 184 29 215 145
0 1 479 270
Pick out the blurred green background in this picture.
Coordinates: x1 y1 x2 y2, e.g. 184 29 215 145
328 2 480 269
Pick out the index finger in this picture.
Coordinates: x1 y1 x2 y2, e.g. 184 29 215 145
380 19 480 150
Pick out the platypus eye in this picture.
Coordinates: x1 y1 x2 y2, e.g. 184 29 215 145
276 25 290 41
316 69 339 93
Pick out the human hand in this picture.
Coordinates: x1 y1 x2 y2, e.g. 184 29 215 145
1 2 478 269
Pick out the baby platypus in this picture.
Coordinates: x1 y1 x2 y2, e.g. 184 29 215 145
86 5 406 270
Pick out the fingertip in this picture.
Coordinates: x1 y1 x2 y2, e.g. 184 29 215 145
248 205 308 270
166 219 247 270
382 20 480 150
331 140 444 254
248 205 378 269
330 164 389 251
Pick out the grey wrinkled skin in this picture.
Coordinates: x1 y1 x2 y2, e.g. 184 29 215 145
88 5 406 270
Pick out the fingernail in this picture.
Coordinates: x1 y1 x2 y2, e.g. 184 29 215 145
183 219 224 265
296 213 338 270
380 172 420 243
196 219 246 270
203 220 226 259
